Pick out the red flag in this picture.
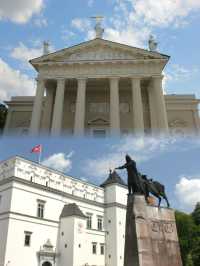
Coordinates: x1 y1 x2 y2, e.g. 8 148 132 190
31 144 42 153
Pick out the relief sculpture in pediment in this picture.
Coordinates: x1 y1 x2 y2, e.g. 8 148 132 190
55 48 146 62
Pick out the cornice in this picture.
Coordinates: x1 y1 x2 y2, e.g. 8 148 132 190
33 58 167 68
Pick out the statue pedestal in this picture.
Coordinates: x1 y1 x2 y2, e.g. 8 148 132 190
124 195 182 266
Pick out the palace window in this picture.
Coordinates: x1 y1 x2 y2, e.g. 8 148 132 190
24 231 32 246
37 200 46 219
97 216 103 231
100 244 105 255
86 213 92 229
92 242 97 254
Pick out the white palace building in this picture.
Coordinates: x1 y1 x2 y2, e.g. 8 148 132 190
0 156 128 266
3 21 200 137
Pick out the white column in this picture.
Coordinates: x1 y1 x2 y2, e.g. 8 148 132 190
29 78 45 136
151 76 169 133
131 77 144 134
110 77 120 135
42 87 54 134
74 78 86 136
51 79 65 136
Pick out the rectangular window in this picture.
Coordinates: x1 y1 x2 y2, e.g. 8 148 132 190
93 129 106 138
97 216 103 231
100 244 105 255
92 242 97 254
24 231 32 246
86 214 92 229
37 200 45 219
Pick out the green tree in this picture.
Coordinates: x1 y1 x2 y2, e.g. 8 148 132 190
0 103 8 133
191 225 200 266
192 202 200 226
175 211 196 266
186 253 194 266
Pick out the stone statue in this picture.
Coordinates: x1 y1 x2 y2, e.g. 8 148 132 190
115 155 170 207
115 154 144 195
148 35 158 52
91 16 104 38
140 174 170 207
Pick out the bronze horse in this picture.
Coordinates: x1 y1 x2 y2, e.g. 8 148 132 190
140 174 170 208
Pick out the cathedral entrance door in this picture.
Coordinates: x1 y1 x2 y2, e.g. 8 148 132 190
42 262 52 266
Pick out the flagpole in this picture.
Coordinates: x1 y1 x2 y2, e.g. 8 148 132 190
38 146 42 164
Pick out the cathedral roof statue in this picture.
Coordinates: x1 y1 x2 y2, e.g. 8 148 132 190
148 35 158 52
100 170 127 188
60 203 86 218
91 16 104 38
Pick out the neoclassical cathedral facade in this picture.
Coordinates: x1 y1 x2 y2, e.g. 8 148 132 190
4 32 200 136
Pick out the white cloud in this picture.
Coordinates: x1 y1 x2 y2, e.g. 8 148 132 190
104 25 150 47
0 58 35 101
0 0 44 24
132 0 200 27
69 0 200 48
175 176 200 209
83 136 176 182
34 16 48 27
11 42 42 66
42 152 74 173
71 18 93 35
166 64 199 82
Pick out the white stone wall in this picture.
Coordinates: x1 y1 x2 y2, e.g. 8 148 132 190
0 156 128 266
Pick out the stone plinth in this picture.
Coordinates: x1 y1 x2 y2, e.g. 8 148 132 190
124 195 182 266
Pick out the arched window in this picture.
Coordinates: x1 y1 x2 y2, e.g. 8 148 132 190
42 262 52 266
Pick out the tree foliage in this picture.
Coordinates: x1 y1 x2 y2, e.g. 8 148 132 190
175 204 200 266
0 103 8 133
192 202 200 226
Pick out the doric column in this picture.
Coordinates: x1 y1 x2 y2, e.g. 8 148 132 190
51 79 65 136
42 86 54 134
131 77 144 134
29 78 45 136
110 77 120 135
151 76 169 133
74 78 87 136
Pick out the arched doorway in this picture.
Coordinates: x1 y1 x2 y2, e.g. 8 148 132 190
42 262 52 266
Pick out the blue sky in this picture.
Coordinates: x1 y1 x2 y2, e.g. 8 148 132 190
0 0 200 100
0 136 200 212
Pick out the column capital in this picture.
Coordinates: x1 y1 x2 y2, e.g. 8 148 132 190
151 75 164 81
130 76 141 81
77 77 87 81
35 77 46 84
109 76 120 81
56 78 66 84
77 78 87 87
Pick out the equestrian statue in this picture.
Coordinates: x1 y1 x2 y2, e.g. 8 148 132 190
115 155 170 208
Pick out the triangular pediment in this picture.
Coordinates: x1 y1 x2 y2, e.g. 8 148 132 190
30 38 169 67
88 117 109 125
